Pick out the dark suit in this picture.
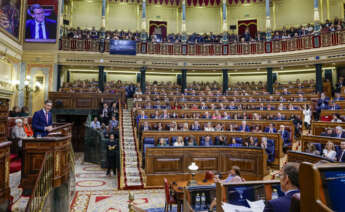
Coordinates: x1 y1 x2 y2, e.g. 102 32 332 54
338 150 345 162
32 109 52 137
25 18 57 40
238 125 250 132
264 190 300 212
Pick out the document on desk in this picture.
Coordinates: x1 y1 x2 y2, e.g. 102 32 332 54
221 200 265 212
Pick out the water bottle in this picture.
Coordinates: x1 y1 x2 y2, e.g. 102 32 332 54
272 189 278 200
201 192 206 209
195 193 201 210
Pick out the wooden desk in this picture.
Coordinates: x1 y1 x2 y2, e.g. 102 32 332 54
142 131 282 168
0 142 11 208
172 179 214 212
287 151 334 164
311 121 345 136
134 109 303 121
301 135 344 152
145 147 267 186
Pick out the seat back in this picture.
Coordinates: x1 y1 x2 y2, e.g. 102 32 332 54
163 178 171 204
144 137 155 145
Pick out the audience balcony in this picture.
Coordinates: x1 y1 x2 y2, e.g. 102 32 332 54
59 31 345 56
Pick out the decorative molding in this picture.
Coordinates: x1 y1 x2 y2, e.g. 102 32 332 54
0 88 13 99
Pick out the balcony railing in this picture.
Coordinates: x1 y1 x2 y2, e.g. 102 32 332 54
59 31 345 56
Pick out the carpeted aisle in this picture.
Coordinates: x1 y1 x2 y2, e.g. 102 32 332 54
70 153 164 212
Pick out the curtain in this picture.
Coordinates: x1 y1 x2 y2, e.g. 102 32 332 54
238 19 257 39
149 21 167 41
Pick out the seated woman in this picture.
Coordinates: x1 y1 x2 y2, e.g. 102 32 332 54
173 136 185 147
23 117 33 137
157 138 168 147
248 136 258 147
305 142 320 155
186 136 196 146
322 141 337 161
209 166 244 211
215 135 227 145
229 137 242 147
11 119 27 157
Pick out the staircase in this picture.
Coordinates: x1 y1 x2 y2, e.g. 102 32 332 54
120 99 144 189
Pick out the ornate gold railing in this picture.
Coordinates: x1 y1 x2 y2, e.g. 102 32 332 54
25 151 54 212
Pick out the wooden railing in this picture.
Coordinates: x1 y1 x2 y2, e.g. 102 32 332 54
25 151 54 212
59 31 345 55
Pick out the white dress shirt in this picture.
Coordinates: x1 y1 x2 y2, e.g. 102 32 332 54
35 20 47 39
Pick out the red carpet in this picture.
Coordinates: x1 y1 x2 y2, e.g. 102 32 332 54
10 154 21 173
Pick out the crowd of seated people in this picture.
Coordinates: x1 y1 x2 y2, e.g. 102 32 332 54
9 106 30 117
146 135 275 162
62 17 345 44
59 80 137 97
89 100 120 139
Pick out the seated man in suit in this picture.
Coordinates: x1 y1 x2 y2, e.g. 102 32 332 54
338 141 345 162
317 92 330 110
265 123 277 133
328 101 341 110
32 100 53 137
264 163 300 212
334 92 345 101
332 126 345 138
238 120 250 132
25 4 57 40
191 120 201 131
278 125 290 146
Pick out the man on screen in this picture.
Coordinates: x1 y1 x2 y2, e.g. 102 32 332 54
25 4 56 40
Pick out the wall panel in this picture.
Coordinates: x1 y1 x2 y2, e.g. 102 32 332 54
71 1 102 29
186 7 220 34
107 3 138 31
146 5 178 34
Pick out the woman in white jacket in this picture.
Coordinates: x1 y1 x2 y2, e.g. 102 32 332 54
303 104 312 130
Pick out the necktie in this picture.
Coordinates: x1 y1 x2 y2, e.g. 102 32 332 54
340 151 345 162
39 23 43 39
45 112 48 124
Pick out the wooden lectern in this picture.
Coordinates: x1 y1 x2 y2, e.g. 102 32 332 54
21 123 73 194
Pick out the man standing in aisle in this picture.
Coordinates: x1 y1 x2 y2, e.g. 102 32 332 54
32 100 53 137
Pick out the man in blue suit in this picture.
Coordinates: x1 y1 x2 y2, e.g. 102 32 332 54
279 125 290 146
25 4 57 40
238 121 250 132
32 100 53 137
264 163 300 212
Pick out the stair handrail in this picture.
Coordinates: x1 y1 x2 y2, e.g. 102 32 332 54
25 151 54 212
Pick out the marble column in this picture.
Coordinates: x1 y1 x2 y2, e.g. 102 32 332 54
101 0 106 28
140 67 146 93
99 66 105 92
316 64 323 93
222 69 228 94
181 0 187 42
181 69 187 93
267 67 273 94
314 0 321 34
265 0 272 41
140 0 148 41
